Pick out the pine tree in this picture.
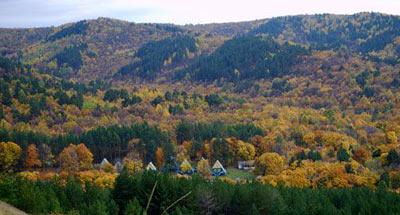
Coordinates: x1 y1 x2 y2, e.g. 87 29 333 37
387 149 399 165
250 204 260 215
124 198 144 215
337 147 350 162
0 105 4 120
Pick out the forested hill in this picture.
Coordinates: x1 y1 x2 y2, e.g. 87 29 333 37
0 13 399 82
2 12 400 206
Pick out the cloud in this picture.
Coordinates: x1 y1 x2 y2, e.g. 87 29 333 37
0 0 399 27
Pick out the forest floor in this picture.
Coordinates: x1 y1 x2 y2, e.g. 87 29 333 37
0 201 27 215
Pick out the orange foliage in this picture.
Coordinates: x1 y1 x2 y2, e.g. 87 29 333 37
25 144 42 169
155 147 165 168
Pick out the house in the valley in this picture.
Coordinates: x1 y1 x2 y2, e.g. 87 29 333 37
212 160 227 176
179 159 194 175
237 160 255 170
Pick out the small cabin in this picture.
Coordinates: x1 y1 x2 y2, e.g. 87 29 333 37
146 162 157 171
212 160 227 176
238 160 255 170
114 160 123 172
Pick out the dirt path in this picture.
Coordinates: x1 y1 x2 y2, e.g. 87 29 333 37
0 201 28 215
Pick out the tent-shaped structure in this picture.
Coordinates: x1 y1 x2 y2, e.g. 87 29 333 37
100 158 111 168
212 160 227 176
146 162 157 171
179 159 194 175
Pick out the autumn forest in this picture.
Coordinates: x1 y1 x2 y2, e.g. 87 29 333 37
1 12 400 214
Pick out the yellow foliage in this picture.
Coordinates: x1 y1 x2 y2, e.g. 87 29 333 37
75 143 93 170
387 131 398 144
0 141 22 172
256 152 285 176
197 158 211 178
17 171 39 181
102 162 115 173
236 140 256 161
94 173 117 189
260 160 378 189
123 158 143 174
180 159 192 172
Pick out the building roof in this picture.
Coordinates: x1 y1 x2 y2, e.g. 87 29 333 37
146 162 157 171
212 160 226 171
100 158 111 166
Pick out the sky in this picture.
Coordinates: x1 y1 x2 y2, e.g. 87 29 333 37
1 0 400 28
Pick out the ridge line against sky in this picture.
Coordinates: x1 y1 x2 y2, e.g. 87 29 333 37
1 0 400 28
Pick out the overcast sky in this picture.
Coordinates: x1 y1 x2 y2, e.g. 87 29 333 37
1 0 400 28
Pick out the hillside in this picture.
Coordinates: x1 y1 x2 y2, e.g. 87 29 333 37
1 13 399 83
1 13 400 214
0 201 28 215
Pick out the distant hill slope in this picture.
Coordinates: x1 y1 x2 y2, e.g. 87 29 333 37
0 13 399 82
250 13 400 56
0 201 28 215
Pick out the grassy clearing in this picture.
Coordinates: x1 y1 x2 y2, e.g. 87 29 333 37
226 167 255 180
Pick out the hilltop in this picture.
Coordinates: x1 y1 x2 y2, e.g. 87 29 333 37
0 13 398 82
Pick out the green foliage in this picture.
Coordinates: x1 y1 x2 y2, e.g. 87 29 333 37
270 78 292 96
0 122 174 163
103 88 129 102
387 149 399 166
307 150 322 161
337 147 350 162
251 13 400 54
122 95 142 107
181 35 308 81
117 35 197 80
150 95 164 106
0 176 116 214
205 93 223 107
47 21 88 42
4 172 400 214
54 44 86 70
54 91 83 108
175 121 264 144
168 104 184 115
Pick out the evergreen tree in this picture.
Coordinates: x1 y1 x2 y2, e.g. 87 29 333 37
387 149 399 165
0 105 4 120
124 198 144 215
337 147 350 162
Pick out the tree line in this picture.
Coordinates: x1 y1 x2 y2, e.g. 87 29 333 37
1 171 400 215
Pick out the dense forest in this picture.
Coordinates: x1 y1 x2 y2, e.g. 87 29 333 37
177 35 308 81
1 172 400 215
0 12 400 214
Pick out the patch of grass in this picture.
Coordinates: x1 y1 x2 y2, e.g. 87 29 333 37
83 100 97 110
226 167 255 180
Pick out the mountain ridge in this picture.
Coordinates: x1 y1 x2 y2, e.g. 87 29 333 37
0 12 399 83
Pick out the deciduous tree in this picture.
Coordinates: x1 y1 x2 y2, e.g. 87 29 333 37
25 144 42 169
75 143 93 170
0 141 22 172
255 152 285 176
155 147 164 168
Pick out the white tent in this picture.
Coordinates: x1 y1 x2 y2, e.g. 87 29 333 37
146 162 157 171
100 158 111 167
212 160 227 176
